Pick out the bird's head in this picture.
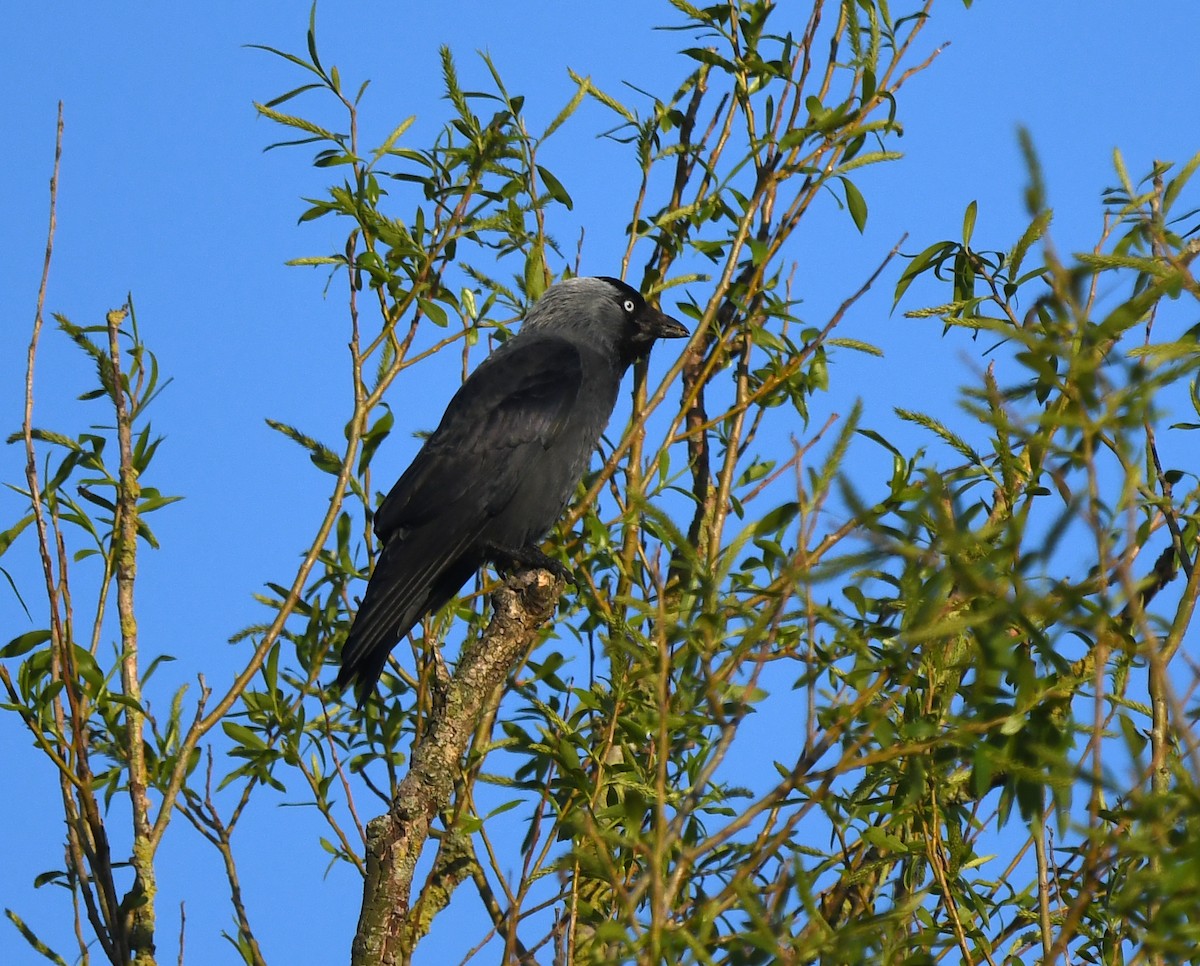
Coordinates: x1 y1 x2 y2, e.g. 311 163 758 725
522 276 689 369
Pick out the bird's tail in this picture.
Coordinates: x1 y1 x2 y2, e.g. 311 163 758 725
337 545 479 706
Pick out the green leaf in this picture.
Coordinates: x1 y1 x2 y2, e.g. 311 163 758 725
861 826 910 853
485 799 522 819
358 406 394 474
32 870 67 890
894 241 956 308
262 82 323 109
0 566 32 621
681 47 735 72
0 628 51 659
962 199 977 246
76 486 115 513
245 44 323 79
223 721 267 749
138 491 184 514
842 177 868 232
4 909 68 966
754 501 799 537
107 693 145 714
313 149 358 168
537 165 573 210
417 298 449 328
305 1 323 75
1163 150 1200 214
0 513 34 557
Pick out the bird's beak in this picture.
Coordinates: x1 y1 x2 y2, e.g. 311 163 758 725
642 306 689 341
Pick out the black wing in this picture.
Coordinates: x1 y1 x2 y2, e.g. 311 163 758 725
337 336 583 703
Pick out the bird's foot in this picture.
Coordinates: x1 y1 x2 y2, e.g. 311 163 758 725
487 544 575 584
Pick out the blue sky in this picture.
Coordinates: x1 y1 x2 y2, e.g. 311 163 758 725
3 2 1198 963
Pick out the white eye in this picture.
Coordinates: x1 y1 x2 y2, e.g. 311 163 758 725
623 298 636 313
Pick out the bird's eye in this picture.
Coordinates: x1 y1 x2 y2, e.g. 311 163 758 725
623 298 636 314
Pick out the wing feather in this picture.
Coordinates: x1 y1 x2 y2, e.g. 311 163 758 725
337 336 584 702
373 337 584 537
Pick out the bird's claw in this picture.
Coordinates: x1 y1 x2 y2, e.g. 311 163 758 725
488 544 575 585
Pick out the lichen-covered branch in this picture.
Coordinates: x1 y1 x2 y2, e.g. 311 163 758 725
350 568 563 966
106 305 157 965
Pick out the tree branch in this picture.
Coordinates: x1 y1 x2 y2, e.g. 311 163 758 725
351 567 563 966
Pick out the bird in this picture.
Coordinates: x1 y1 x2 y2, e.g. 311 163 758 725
337 275 688 704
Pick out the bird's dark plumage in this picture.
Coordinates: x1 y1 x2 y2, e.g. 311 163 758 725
337 276 688 703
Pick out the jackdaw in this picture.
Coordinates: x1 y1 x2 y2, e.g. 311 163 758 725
337 275 688 703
